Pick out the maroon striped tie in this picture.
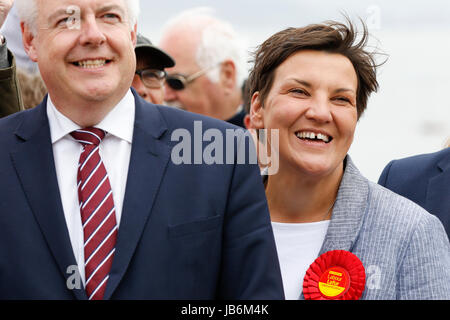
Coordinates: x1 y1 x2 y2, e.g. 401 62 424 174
71 128 117 300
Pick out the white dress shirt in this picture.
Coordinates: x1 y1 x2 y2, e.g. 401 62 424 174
271 220 330 300
47 90 135 286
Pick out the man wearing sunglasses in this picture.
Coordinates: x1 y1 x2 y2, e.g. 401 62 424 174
159 8 247 128
132 34 175 105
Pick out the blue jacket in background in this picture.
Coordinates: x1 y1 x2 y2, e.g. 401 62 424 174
378 148 450 239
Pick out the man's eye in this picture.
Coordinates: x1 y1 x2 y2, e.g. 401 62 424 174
144 74 158 79
102 13 121 22
56 17 70 27
56 16 80 28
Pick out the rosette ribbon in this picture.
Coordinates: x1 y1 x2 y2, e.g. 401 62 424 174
303 250 366 300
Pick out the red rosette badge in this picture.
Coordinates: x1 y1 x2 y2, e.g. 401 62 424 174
303 250 365 300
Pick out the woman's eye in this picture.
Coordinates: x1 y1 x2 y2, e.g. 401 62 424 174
289 88 308 96
334 96 352 104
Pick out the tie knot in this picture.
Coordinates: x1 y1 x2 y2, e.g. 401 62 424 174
70 128 106 146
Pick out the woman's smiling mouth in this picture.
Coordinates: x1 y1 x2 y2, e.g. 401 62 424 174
295 130 333 144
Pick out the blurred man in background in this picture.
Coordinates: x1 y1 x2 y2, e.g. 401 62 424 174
132 33 174 104
0 0 22 118
159 7 247 128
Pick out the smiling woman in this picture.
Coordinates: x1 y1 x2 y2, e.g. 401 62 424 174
248 20 450 300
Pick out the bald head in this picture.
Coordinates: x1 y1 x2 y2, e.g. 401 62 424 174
159 22 200 72
158 8 245 121
159 7 246 86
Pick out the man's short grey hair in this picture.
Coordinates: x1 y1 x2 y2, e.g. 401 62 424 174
15 0 140 34
163 7 248 88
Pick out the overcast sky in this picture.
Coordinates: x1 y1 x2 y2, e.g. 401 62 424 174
137 1 450 181
139 0 450 45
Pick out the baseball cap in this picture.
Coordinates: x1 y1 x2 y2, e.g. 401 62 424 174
135 33 175 69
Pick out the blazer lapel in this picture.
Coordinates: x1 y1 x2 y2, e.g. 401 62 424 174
426 150 450 227
10 99 87 300
104 93 171 300
298 157 368 300
318 156 369 255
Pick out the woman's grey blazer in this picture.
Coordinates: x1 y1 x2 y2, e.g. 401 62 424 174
300 156 450 299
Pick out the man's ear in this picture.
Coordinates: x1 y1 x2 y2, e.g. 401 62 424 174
21 22 38 62
250 91 265 129
219 60 237 94
131 23 137 47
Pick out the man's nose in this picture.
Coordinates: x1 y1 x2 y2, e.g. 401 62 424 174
79 16 106 46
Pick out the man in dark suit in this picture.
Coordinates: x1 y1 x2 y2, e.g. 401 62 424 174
378 148 450 239
0 0 284 300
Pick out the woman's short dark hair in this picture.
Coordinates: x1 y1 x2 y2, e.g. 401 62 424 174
247 19 381 119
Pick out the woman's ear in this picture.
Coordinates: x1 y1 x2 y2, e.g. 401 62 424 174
250 91 265 129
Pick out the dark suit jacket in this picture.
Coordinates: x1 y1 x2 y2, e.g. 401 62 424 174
378 148 450 239
0 90 284 300
226 109 246 128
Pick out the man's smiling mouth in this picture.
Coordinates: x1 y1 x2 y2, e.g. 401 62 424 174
72 59 112 68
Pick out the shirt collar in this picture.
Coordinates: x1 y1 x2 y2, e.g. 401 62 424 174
47 89 135 144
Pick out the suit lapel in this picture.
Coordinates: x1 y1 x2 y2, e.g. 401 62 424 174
10 99 87 300
426 149 450 226
298 157 368 300
318 156 369 255
104 93 171 300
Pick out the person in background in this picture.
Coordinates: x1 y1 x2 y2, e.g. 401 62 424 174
248 21 450 299
0 0 284 300
16 67 46 110
132 33 174 105
0 0 22 117
159 7 247 128
378 146 450 239
0 1 37 73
